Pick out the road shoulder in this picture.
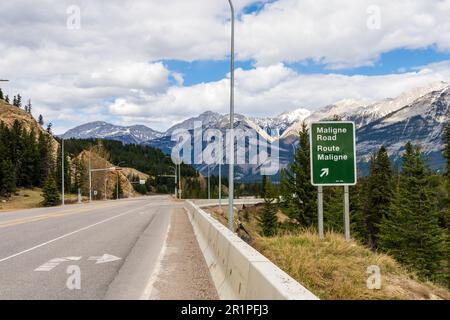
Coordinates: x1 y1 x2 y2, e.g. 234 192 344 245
149 208 219 300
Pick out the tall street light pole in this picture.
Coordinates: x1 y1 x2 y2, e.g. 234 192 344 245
178 163 182 199
218 162 222 209
61 138 65 206
207 165 211 200
116 161 125 200
227 0 235 231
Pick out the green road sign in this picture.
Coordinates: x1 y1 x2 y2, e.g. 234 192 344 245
310 121 357 186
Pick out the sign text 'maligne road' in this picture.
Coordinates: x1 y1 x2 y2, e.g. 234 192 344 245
310 121 357 186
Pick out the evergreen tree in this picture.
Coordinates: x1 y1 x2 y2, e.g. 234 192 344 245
16 94 22 108
0 88 3 100
46 123 53 134
379 142 448 285
5 95 9 104
25 99 32 114
363 146 393 249
72 157 85 193
41 176 60 207
350 179 368 242
36 131 53 185
444 122 450 179
0 160 16 198
257 177 278 237
19 129 37 187
38 115 44 126
280 123 317 226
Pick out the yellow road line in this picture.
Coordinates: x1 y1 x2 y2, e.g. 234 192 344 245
0 201 138 229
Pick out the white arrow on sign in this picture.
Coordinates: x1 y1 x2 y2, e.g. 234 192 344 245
320 168 329 178
88 254 121 264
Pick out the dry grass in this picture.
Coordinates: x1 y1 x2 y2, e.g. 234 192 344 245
0 188 44 212
0 188 90 212
205 205 450 300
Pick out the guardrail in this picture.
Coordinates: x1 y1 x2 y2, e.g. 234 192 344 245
184 200 319 300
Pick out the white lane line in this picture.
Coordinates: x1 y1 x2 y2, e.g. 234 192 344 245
140 221 171 300
0 204 148 264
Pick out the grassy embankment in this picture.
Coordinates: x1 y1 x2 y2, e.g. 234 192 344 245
205 204 450 300
0 188 87 212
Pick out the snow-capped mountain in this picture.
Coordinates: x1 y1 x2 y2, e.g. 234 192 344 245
281 99 366 138
357 84 450 162
251 108 311 136
62 81 449 177
61 121 163 144
281 81 448 138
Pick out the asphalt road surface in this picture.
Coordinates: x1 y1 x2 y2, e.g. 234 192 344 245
0 196 217 300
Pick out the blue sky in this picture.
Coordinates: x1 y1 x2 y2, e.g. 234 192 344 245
165 47 450 87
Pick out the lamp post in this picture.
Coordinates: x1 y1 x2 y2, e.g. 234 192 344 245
207 165 211 200
218 163 222 209
61 138 65 206
115 161 125 200
227 0 235 231
171 166 178 198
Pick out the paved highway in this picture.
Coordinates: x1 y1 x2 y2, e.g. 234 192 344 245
0 196 215 300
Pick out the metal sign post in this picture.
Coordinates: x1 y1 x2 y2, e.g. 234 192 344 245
310 121 356 240
318 186 324 239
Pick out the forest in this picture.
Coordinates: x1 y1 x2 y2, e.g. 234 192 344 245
256 122 450 288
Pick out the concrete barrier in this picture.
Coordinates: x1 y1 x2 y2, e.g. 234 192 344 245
192 198 264 208
184 200 319 300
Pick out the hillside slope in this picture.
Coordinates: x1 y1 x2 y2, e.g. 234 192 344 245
206 205 450 300
0 99 59 154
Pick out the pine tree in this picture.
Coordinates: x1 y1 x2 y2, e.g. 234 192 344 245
16 94 22 108
280 122 317 227
25 99 32 114
379 142 448 284
19 129 37 187
41 176 61 207
5 95 9 104
444 122 450 179
38 115 44 126
257 177 278 237
363 145 393 249
46 123 52 134
0 88 3 100
323 186 343 232
350 179 368 242
36 131 53 185
0 160 16 198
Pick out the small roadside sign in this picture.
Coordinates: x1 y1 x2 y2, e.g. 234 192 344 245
310 121 357 186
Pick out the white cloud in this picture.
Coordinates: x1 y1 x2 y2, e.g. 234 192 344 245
237 0 450 67
106 61 450 130
1 0 450 133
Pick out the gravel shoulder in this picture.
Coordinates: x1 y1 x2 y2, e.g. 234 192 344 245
149 208 218 300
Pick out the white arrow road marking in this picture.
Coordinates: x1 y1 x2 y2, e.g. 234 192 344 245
320 168 329 178
88 254 121 264
35 256 82 272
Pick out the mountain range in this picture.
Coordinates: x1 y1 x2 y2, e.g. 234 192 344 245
62 81 449 179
